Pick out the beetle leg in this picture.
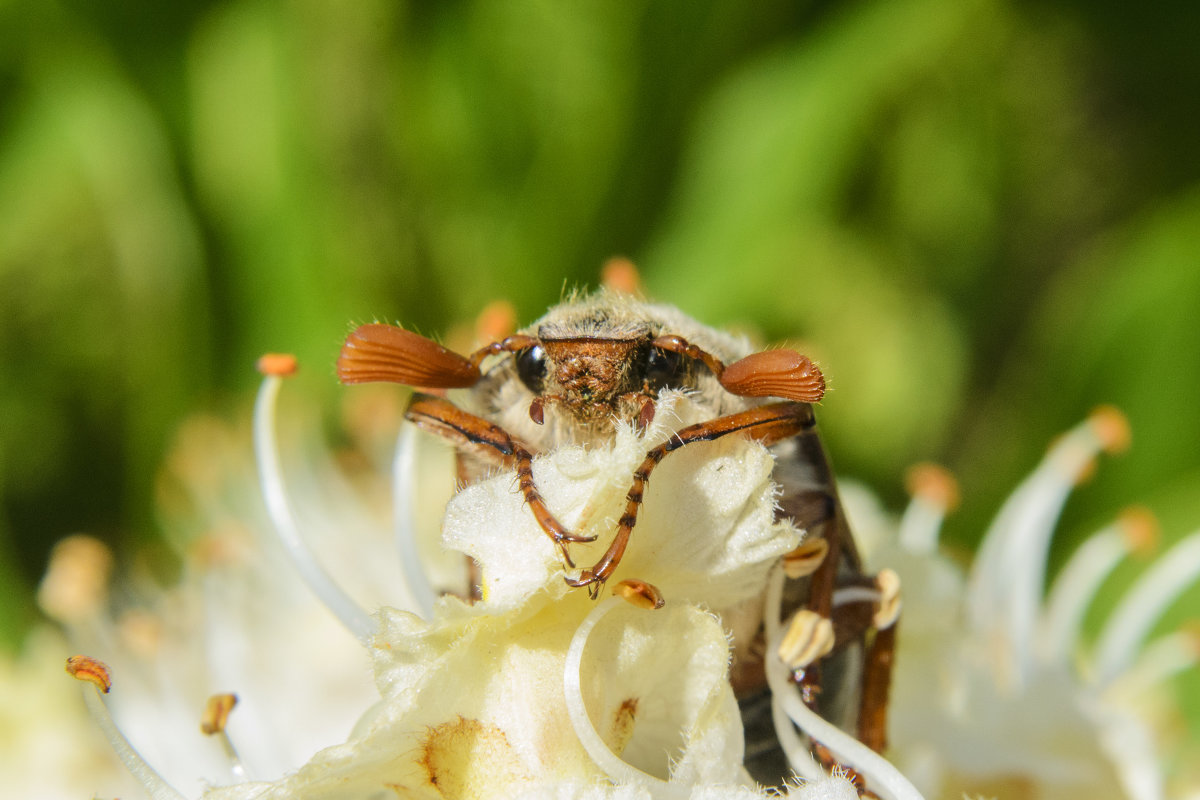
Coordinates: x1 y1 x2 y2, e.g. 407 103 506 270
857 621 897 753
406 394 597 567
566 402 819 596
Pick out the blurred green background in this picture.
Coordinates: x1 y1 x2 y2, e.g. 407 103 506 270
1 0 1197 707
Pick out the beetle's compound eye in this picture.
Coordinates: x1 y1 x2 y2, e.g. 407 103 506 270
516 344 548 394
645 347 684 393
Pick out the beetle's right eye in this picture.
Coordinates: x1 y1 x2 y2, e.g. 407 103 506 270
515 345 547 394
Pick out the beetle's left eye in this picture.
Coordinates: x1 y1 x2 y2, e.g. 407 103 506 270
515 345 547 394
645 347 684 392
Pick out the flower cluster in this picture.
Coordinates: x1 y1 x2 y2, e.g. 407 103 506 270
43 359 1198 799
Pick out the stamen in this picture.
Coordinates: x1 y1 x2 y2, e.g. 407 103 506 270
783 538 829 579
873 569 902 630
474 299 517 344
1038 509 1158 665
392 423 438 619
200 692 237 734
966 410 1128 689
612 579 665 609
1094 529 1200 685
778 610 835 670
201 693 248 781
761 578 926 800
1106 625 1200 699
831 586 880 609
66 654 111 692
253 364 376 644
764 567 824 781
600 256 642 294
67 656 187 800
1088 404 1132 454
38 535 113 625
898 464 958 555
563 597 682 797
256 353 299 377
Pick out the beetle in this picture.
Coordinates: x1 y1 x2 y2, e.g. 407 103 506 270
336 286 893 786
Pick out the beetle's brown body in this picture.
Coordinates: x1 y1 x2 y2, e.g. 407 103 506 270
338 288 888 788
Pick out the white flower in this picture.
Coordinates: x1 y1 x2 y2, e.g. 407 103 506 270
52 358 1196 800
847 408 1200 800
54 357 869 800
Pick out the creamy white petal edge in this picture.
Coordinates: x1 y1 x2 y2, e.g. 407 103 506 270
197 393 860 799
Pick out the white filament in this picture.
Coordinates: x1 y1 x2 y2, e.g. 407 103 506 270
897 497 944 555
81 685 187 800
1106 630 1200 700
764 566 826 782
253 375 376 644
831 586 881 609
213 729 248 782
1094 529 1200 685
563 596 682 797
967 423 1100 688
1038 523 1127 664
763 596 926 800
392 423 438 619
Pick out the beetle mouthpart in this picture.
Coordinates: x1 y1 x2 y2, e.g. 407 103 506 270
636 398 656 431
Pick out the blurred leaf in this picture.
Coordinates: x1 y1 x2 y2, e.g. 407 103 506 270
0 19 208 587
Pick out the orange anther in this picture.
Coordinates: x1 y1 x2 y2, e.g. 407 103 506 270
783 538 829 579
201 693 239 735
904 462 960 512
600 257 642 295
1089 405 1131 454
256 353 299 377
612 579 665 610
475 300 518 344
66 655 112 693
1118 506 1159 557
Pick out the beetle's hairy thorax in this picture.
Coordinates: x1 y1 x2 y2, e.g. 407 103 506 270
468 292 757 452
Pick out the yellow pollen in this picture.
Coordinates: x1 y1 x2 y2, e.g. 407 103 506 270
201 693 239 735
66 655 112 693
612 579 665 609
256 353 299 377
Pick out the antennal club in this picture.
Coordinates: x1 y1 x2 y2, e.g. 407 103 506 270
719 350 825 403
338 324 482 388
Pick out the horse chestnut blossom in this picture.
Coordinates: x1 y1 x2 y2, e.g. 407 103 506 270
44 359 1198 799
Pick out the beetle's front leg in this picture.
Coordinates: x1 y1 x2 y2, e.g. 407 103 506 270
567 402 819 596
406 394 596 567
